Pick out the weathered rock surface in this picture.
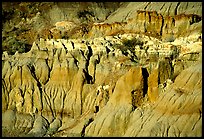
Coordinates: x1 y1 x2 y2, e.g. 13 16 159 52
89 7 202 41
2 2 202 54
124 61 202 137
105 2 202 23
2 2 202 137
2 31 202 137
2 2 121 54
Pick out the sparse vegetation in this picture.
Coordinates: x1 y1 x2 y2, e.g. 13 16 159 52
2 38 32 55
77 10 95 23
123 38 144 47
114 38 144 55
170 45 180 60
112 38 144 62
122 38 144 51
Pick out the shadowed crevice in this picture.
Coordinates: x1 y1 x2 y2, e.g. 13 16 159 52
142 67 149 97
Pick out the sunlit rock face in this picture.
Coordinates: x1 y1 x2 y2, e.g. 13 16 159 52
2 2 202 137
88 10 201 41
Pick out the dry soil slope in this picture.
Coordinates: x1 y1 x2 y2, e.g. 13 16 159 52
105 2 202 23
84 58 202 137
124 60 202 137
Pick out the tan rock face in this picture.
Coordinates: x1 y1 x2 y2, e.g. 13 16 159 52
124 61 202 137
87 10 201 41
108 67 145 107
147 68 159 102
105 2 202 23
2 2 202 136
2 31 202 137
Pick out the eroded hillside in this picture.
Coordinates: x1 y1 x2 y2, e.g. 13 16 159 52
2 2 202 137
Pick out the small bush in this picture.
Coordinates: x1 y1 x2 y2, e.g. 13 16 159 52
112 38 143 62
2 38 32 55
170 45 180 60
114 38 144 55
77 10 95 23
122 38 144 48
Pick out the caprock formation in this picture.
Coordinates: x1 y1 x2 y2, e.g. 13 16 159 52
2 2 202 137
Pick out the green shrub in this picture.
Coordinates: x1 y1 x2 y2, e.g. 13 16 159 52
122 38 144 49
77 10 95 23
114 38 144 55
2 38 32 55
112 38 143 62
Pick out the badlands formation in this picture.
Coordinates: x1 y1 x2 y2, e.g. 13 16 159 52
2 2 202 137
